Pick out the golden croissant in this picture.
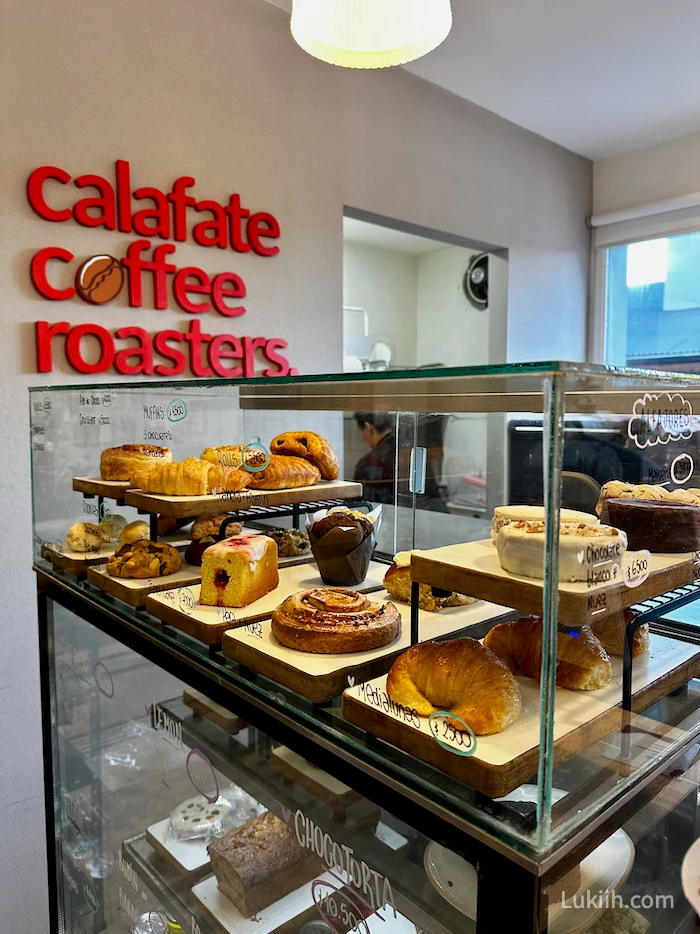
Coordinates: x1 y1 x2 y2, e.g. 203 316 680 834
386 638 522 735
483 616 612 691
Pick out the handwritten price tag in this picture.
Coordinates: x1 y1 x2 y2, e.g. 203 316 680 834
623 550 651 589
244 621 263 639
179 587 196 615
167 399 187 422
429 711 477 757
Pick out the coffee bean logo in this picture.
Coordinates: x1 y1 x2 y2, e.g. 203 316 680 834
75 255 124 305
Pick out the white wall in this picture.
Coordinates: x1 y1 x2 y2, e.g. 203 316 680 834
343 241 419 367
594 129 700 214
0 0 591 928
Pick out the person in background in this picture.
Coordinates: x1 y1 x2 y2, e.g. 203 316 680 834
353 412 447 511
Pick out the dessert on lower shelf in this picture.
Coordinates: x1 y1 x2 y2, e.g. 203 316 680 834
309 509 376 586
383 551 477 611
601 497 700 553
270 430 340 480
100 443 172 481
260 526 311 557
199 534 279 607
207 811 321 918
272 588 401 653
495 520 627 582
590 609 650 658
120 519 150 545
190 514 243 541
386 637 522 735
106 540 182 579
483 616 613 690
491 504 598 540
65 521 107 553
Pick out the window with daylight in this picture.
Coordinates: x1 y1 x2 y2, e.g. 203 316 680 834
605 230 700 370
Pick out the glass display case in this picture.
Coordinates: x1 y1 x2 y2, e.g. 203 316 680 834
33 363 700 933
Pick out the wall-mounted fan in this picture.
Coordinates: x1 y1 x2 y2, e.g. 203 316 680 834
463 253 489 309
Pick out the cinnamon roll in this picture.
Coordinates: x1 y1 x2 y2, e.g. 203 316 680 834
271 589 401 654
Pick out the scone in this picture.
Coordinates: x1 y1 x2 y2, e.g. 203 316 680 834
106 540 182 579
66 522 106 553
191 515 244 541
120 520 150 546
98 515 127 543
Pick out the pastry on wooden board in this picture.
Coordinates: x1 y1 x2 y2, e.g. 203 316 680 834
106 540 182 579
271 588 400 654
120 519 150 545
386 637 522 735
260 527 310 557
483 616 612 691
244 455 321 490
98 514 126 543
100 444 171 481
66 522 106 553
270 431 340 480
590 609 650 658
199 534 279 607
383 551 477 612
190 515 243 541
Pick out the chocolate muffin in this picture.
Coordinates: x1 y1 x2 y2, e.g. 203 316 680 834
309 511 376 586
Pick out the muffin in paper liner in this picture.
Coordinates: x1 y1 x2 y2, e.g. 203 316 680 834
307 505 381 586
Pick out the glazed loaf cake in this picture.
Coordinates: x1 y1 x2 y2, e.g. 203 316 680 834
207 811 320 917
199 534 279 607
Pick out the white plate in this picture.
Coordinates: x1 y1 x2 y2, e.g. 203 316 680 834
425 787 634 934
681 835 700 914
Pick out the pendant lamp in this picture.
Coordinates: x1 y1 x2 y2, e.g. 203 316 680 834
290 0 453 69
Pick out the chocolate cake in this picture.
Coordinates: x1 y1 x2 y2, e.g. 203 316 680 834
601 497 700 553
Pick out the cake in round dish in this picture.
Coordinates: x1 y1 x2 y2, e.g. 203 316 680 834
491 505 598 541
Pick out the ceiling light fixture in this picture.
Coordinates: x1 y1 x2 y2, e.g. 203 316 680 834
290 0 453 70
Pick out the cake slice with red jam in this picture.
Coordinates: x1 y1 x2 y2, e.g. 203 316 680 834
199 534 279 608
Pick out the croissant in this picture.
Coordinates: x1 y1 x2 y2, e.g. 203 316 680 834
386 638 522 735
131 458 212 496
483 616 612 691
206 465 250 494
270 432 340 480
590 609 649 658
245 455 321 490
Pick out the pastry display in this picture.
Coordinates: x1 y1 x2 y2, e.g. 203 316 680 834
119 519 150 546
590 609 650 658
169 794 236 841
491 504 598 540
495 520 627 582
259 526 311 557
601 497 700 553
596 480 700 514
207 811 321 918
106 540 182 579
383 551 477 611
244 455 321 490
483 616 613 691
66 522 106 553
98 514 126 543
309 509 376 586
386 638 522 735
199 534 279 607
271 589 401 654
100 443 172 481
270 431 340 480
184 536 216 566
190 515 243 541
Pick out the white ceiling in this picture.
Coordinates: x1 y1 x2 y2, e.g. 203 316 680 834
262 0 700 160
343 217 449 255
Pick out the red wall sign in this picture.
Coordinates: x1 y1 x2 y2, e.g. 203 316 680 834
27 160 296 377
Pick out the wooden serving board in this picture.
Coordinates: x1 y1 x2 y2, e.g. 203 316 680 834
411 540 695 625
146 561 388 645
72 476 131 499
146 817 212 878
124 479 363 519
87 561 202 607
222 595 510 703
183 689 247 734
270 746 360 811
342 633 700 797
42 541 116 576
